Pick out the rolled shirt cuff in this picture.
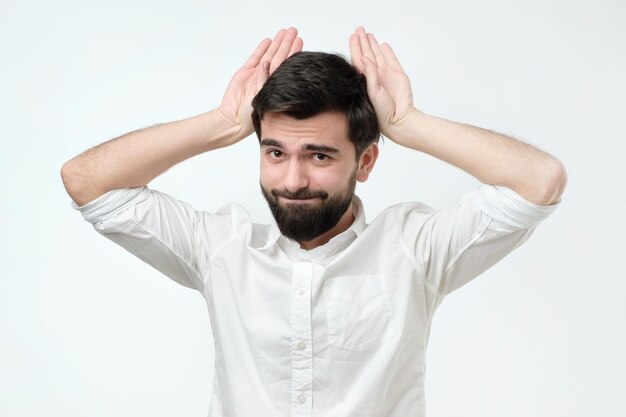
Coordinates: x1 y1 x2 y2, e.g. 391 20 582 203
476 184 560 229
70 186 148 224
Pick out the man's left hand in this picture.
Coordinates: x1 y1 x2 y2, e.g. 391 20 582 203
349 26 419 143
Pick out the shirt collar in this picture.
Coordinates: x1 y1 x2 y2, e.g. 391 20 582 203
258 194 366 252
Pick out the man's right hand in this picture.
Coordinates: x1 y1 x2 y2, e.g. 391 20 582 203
217 27 303 143
61 28 302 207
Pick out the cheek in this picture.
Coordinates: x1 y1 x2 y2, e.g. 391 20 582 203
313 171 339 187
260 162 281 188
312 167 352 191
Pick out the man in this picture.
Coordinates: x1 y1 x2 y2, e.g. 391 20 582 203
61 26 566 417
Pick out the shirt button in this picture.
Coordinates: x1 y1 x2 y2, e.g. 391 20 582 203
297 393 306 404
297 287 305 296
297 341 306 350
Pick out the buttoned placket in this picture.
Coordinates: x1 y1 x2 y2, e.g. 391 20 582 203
290 261 314 416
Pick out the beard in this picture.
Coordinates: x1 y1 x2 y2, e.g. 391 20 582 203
260 169 357 243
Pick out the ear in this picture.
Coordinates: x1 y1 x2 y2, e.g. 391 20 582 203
356 143 379 182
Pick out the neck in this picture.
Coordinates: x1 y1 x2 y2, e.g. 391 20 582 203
297 202 355 250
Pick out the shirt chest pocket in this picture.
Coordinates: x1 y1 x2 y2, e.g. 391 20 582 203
323 274 395 352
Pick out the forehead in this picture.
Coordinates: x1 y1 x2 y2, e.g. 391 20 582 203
260 112 352 151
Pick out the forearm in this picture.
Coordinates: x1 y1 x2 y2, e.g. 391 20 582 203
61 108 241 206
391 110 567 206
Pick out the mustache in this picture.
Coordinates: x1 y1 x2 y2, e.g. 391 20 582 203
270 188 329 200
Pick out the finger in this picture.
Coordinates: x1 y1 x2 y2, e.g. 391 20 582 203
255 61 271 91
381 43 404 71
367 33 388 69
287 37 303 58
242 38 272 69
356 26 376 67
349 32 364 73
270 27 298 73
261 28 287 65
361 56 380 99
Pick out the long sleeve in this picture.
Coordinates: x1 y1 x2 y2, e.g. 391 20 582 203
71 186 245 291
401 184 560 298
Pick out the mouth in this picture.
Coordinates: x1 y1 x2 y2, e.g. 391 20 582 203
279 196 320 204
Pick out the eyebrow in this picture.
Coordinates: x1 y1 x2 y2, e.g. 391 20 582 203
260 138 340 154
260 139 284 148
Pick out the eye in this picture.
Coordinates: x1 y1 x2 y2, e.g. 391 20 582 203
268 149 283 159
313 153 329 161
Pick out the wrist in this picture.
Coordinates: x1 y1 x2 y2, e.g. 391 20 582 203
204 108 251 150
382 106 425 148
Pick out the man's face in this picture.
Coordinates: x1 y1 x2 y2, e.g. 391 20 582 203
259 111 376 243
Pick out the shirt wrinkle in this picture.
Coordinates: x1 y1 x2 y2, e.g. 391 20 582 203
129 213 203 283
444 216 492 276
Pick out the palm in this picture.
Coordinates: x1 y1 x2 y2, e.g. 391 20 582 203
349 27 416 138
371 67 414 126
218 28 303 141
220 66 260 128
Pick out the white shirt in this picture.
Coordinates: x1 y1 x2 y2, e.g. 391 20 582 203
72 184 559 417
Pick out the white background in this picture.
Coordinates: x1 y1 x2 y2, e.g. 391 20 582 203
1 0 624 416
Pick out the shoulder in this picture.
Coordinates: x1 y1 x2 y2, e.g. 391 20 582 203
369 200 437 226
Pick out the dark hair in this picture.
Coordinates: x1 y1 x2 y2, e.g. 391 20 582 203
251 51 380 157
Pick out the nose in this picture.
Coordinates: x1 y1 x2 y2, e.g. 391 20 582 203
283 159 309 193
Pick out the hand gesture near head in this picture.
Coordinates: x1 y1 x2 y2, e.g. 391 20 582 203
350 26 419 144
218 27 303 143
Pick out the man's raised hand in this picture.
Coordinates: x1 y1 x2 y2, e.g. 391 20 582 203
218 27 303 143
349 26 418 143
